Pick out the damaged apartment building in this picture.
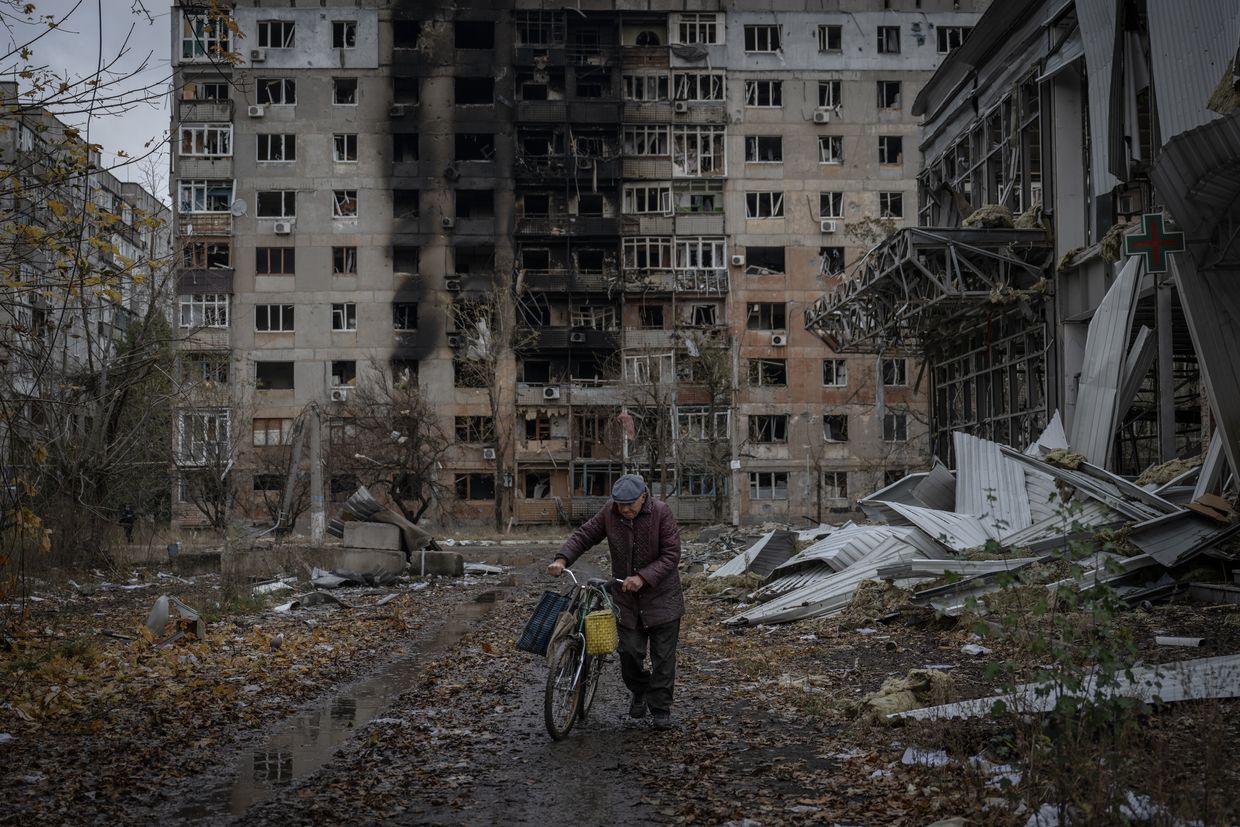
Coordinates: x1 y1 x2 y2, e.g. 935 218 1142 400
806 0 1240 484
169 1 984 530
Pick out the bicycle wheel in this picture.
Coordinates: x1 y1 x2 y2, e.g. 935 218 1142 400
577 654 603 719
544 636 582 740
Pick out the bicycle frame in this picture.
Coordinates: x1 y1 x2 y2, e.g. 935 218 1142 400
559 570 619 688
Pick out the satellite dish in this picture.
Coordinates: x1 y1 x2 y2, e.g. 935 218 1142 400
230 199 247 216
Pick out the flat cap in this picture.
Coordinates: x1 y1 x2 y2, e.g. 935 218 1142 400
611 474 647 503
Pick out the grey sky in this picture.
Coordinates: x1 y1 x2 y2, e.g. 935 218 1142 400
4 1 173 198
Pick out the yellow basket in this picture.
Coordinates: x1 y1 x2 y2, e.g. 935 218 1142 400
583 609 618 656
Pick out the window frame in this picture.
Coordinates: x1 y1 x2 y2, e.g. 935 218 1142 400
879 191 904 219
623 184 672 215
743 24 781 53
744 135 783 164
256 133 296 163
178 123 232 158
673 13 722 46
748 414 788 444
743 79 783 108
881 357 908 386
822 358 848 387
255 190 296 219
817 24 842 52
332 246 357 276
178 293 230 328
256 77 296 106
332 20 358 49
747 358 787 387
333 77 359 106
331 302 357 331
255 246 295 275
332 133 358 162
877 26 901 54
178 179 234 214
748 471 788 501
254 303 295 332
744 191 784 220
673 72 725 102
332 190 358 218
393 302 418 331
823 414 849 442
882 412 908 442
818 135 844 164
256 19 296 49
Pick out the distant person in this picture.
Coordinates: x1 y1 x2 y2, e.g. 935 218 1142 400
119 504 136 542
547 474 684 730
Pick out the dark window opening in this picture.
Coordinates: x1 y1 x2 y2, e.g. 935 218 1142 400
522 194 551 215
454 21 494 49
393 246 420 274
746 302 786 330
393 20 422 49
823 415 849 442
455 133 495 161
456 190 494 219
521 248 551 269
255 247 295 275
638 306 664 328
394 77 419 105
576 249 607 272
523 471 552 498
746 246 785 275
691 304 717 326
332 246 357 276
390 358 419 385
521 360 552 383
393 133 419 162
635 30 660 46
576 79 605 98
455 77 495 106
394 189 420 217
820 247 845 276
455 416 495 443
519 129 564 157
393 302 418 331
455 246 494 274
747 358 787 387
333 77 358 105
331 360 356 387
256 361 295 390
749 414 788 443
577 194 604 216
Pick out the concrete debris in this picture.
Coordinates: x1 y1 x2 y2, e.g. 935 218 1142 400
1155 636 1204 647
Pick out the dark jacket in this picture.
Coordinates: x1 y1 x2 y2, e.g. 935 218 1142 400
556 496 684 630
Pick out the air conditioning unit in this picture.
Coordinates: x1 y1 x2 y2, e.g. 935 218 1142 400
390 103 407 117
247 104 266 118
441 216 455 229
273 220 293 235
730 254 745 267
447 334 461 348
770 333 788 347
482 447 497 460
250 48 267 63
543 385 561 400
673 100 689 114
445 278 462 291
820 219 838 233
329 387 350 402
813 109 831 124
569 331 586 343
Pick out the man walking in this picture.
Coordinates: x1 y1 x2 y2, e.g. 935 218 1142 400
547 474 684 730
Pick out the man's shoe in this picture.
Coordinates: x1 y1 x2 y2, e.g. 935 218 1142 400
628 694 648 718
651 713 673 731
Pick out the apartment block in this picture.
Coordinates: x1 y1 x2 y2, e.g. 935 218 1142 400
169 1 984 529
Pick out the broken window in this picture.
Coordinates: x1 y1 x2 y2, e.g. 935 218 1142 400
393 302 417 331
823 471 848 499
576 194 605 216
523 471 551 498
390 359 418 386
572 133 608 159
877 80 901 109
747 358 787 386
455 473 495 501
570 305 617 331
744 79 782 107
623 184 671 214
820 247 845 275
332 20 357 49
184 81 230 101
393 133 418 162
257 20 295 48
454 246 494 275
937 26 972 53
331 303 356 331
745 192 784 219
818 24 842 52
455 416 495 444
623 237 673 270
393 246 419 274
257 78 296 105
252 417 291 447
690 304 717 326
823 415 849 442
333 134 358 162
746 246 785 275
393 20 421 48
744 136 782 163
744 25 780 52
453 20 493 49
182 240 231 270
332 246 357 276
818 135 843 164
455 77 494 106
181 12 231 60
877 26 900 54
749 415 788 444
178 294 229 328
256 361 294 390
677 407 729 441
674 72 725 102
455 133 495 161
576 78 605 99
819 192 844 219
749 471 787 500
453 360 486 388
675 237 724 270
456 190 494 219
638 305 664 328
179 124 232 157
878 136 903 166
672 125 725 176
179 180 234 213
623 125 669 156
333 77 358 105
254 304 294 332
674 13 720 45
681 471 724 497
394 77 419 105
879 192 904 218
521 360 551 383
256 190 295 218
746 302 786 330
623 74 669 101
823 359 848 386
332 190 358 218
882 358 908 385
515 11 563 46
393 189 419 218
625 353 675 383
817 80 841 108
882 413 908 442
256 133 295 162
255 247 295 275
331 360 356 387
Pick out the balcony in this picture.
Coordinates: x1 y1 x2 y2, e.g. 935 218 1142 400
515 437 572 462
521 269 615 292
522 327 619 350
623 268 728 294
622 157 673 179
177 157 233 178
515 498 559 523
179 214 232 237
675 212 725 235
622 215 674 235
453 217 496 236
673 102 728 125
568 101 622 123
517 384 565 406
516 155 620 182
565 382 623 405
623 102 673 124
392 160 420 181
516 100 567 123
515 45 567 66
623 329 678 349
177 268 234 295
566 44 618 67
619 46 668 68
178 100 232 122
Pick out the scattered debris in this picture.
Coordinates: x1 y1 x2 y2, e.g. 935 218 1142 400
252 577 296 595
144 595 205 647
857 668 953 722
1155 636 1204 647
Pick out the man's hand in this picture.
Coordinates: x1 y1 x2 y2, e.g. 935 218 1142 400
622 574 645 593
547 559 566 577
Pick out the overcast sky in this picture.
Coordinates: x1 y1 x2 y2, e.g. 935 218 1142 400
4 1 173 199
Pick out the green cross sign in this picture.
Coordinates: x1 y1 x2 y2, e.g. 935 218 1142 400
1123 213 1185 273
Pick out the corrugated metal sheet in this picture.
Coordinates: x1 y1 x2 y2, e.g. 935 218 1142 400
1024 468 1062 523
912 461 957 512
772 524 898 576
1002 446 1163 521
1025 410 1069 457
711 531 772 579
885 502 996 552
1069 256 1141 465
1038 25 1084 81
858 473 928 524
1076 0 1120 194
1000 497 1120 547
953 432 1032 538
1116 325 1157 421
908 557 1045 576
1146 0 1238 140
1150 112 1240 243
1128 511 1240 566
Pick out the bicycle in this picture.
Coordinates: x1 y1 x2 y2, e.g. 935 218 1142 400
543 569 620 740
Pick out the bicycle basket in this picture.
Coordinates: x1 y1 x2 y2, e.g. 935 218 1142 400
583 609 618 656
516 590 572 656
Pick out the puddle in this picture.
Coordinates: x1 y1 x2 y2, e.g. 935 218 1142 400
171 596 499 821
